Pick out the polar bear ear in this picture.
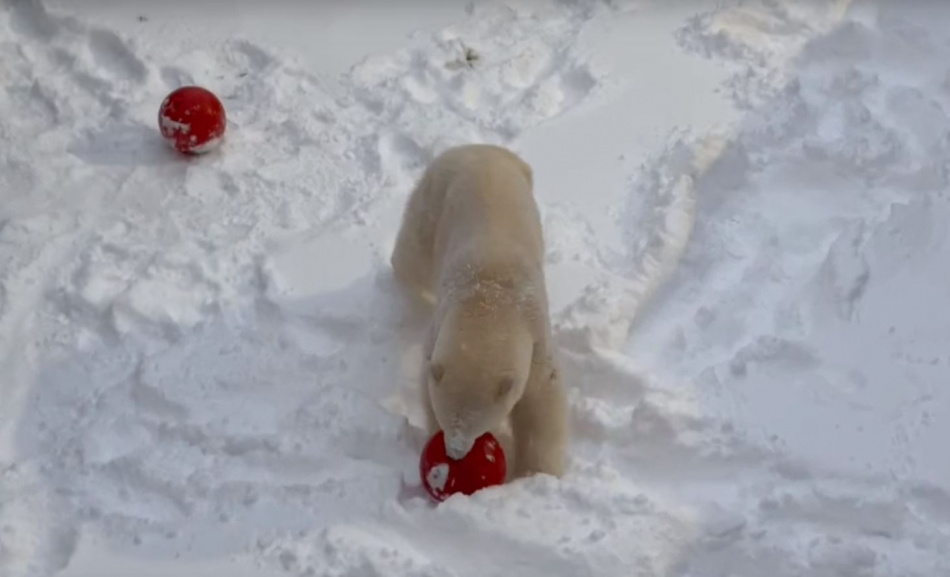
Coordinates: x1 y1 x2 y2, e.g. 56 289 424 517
430 363 445 383
495 376 515 400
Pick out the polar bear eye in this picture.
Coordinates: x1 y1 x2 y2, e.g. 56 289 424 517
495 376 515 400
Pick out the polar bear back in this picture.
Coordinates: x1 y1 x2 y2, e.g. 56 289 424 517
427 145 543 285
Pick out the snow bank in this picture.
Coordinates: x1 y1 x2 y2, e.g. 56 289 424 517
0 0 947 576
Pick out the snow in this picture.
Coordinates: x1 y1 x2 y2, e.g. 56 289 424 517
1 0 949 576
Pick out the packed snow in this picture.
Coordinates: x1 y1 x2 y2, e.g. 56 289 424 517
1 0 948 576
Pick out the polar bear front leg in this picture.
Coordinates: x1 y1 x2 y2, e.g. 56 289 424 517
390 174 439 303
510 358 568 479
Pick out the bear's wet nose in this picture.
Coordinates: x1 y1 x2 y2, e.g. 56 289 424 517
445 432 475 460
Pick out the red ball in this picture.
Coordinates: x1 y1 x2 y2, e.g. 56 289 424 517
158 86 226 154
420 431 506 502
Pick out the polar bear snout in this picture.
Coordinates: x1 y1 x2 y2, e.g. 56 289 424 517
445 431 476 460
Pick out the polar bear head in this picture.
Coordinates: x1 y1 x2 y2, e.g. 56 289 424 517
428 306 535 459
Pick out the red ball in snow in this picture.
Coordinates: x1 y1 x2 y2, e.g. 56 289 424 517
420 430 506 502
158 86 226 154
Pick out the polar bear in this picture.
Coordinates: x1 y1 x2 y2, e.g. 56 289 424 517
391 144 568 479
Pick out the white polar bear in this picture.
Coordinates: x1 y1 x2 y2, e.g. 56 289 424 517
391 143 568 479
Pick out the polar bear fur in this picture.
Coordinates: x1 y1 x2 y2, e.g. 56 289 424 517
391 143 568 479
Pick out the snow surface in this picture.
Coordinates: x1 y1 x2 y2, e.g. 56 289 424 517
1 0 949 576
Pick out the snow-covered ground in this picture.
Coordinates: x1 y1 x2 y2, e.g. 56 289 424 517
1 0 948 575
